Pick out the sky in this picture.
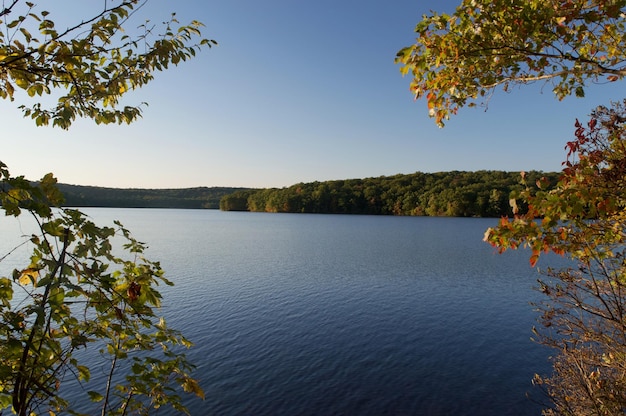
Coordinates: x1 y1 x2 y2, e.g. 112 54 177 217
1 0 624 189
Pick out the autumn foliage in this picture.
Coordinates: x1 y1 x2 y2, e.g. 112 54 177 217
397 0 626 126
485 101 626 415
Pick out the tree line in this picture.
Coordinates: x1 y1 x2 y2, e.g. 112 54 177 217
219 170 559 217
56 183 247 209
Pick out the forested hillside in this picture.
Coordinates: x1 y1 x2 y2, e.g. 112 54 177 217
49 171 558 215
220 171 559 217
57 184 249 209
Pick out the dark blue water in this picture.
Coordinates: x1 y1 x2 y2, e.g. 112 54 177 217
0 209 559 415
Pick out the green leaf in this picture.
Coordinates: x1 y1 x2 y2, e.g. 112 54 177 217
87 391 103 402
0 393 12 410
5 339 24 356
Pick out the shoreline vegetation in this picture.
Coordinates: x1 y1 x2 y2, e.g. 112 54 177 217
57 170 558 217
57 183 245 210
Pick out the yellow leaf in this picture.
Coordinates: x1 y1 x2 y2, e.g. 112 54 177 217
14 77 29 89
182 377 205 399
19 268 39 285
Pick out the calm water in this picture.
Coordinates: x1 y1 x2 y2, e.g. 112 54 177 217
0 209 561 415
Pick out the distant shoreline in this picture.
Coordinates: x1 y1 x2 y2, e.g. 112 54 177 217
52 170 559 217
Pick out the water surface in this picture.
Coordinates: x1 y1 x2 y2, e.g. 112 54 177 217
0 209 559 415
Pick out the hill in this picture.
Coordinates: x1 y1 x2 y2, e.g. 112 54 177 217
57 184 251 209
51 170 560 217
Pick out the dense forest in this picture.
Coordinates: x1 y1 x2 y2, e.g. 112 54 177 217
57 183 247 209
44 171 559 216
219 171 560 217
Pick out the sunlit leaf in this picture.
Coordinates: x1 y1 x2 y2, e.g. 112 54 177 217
18 268 39 285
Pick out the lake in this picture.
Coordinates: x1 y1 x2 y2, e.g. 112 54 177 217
0 209 562 415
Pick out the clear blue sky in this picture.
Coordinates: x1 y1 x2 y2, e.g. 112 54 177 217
1 0 623 189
